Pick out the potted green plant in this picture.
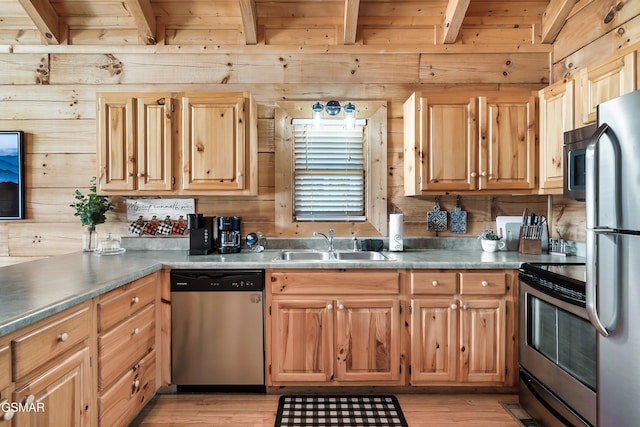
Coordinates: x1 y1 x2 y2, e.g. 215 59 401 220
477 227 505 252
70 177 114 251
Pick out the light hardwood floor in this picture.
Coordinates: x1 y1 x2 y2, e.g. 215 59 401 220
130 393 521 426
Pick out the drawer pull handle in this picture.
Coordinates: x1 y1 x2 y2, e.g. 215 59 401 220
326 303 333 310
451 304 458 310
481 280 489 287
132 328 140 335
432 280 438 287
58 332 69 342
132 296 140 304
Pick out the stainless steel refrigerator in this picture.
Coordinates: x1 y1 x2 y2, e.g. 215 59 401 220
586 89 640 427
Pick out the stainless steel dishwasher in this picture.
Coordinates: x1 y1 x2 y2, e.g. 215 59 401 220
170 269 265 392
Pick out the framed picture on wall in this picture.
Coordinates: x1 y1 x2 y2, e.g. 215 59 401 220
0 131 25 219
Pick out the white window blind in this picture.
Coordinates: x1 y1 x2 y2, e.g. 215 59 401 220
292 123 366 221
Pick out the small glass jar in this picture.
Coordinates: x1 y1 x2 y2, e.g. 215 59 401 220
83 225 98 252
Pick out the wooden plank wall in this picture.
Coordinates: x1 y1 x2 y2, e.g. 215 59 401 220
0 0 635 264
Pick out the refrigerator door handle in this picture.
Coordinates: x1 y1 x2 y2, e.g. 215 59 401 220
586 230 610 337
585 123 617 338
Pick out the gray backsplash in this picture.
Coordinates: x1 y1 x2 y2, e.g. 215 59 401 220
121 235 586 256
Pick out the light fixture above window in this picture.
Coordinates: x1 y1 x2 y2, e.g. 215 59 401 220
307 100 361 128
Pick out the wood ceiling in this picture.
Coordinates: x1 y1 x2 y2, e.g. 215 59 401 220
0 0 574 49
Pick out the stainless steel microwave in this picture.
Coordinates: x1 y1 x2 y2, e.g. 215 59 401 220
563 124 597 201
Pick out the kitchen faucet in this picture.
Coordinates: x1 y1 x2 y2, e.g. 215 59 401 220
313 229 334 252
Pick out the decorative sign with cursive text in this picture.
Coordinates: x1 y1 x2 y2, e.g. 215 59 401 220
125 198 195 221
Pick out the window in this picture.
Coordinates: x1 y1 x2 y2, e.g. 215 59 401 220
292 122 365 221
275 101 388 236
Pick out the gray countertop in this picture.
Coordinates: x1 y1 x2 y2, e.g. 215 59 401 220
0 248 584 337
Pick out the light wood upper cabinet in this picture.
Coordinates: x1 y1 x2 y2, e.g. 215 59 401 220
97 91 257 195
181 93 258 195
404 93 478 193
538 80 574 194
97 93 174 192
404 91 536 194
267 270 402 386
479 93 537 191
576 51 637 127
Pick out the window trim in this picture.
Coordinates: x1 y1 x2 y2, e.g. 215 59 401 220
275 101 388 237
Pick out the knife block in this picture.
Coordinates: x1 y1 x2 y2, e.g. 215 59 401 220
518 229 542 254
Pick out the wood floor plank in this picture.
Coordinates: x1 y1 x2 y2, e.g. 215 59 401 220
130 393 520 426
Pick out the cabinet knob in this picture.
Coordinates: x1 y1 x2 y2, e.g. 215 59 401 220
58 332 69 342
326 303 333 310
463 304 469 311
470 172 477 178
132 296 140 304
132 328 140 335
432 280 439 287
132 379 140 394
451 304 458 310
1 405 14 421
481 280 489 287
24 395 35 405
480 171 487 177
338 303 345 310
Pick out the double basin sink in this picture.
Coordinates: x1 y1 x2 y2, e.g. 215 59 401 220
275 250 391 262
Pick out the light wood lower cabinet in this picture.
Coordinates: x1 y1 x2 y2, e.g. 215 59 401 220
409 270 516 387
96 272 159 427
8 303 92 427
267 270 403 386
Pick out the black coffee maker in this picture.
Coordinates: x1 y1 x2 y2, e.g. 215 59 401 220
217 216 241 254
188 214 215 255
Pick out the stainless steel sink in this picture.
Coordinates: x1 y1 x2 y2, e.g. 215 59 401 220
334 251 390 261
275 250 390 261
278 251 334 261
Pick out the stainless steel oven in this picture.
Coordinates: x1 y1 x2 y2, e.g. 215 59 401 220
519 263 596 427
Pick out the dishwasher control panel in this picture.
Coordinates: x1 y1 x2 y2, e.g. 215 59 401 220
170 269 265 292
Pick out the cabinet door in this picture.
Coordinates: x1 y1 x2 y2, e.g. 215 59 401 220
459 297 506 383
539 81 574 193
404 93 478 194
334 298 401 383
410 298 457 384
479 94 537 191
97 95 137 191
136 96 173 191
577 51 636 126
181 94 246 192
270 299 333 383
12 347 91 427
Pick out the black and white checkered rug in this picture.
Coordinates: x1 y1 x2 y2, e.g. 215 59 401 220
274 395 409 427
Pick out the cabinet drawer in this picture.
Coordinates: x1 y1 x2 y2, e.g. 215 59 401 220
0 345 10 392
270 270 400 295
410 271 458 294
459 272 506 295
98 273 157 333
98 304 155 391
99 350 156 427
12 306 90 381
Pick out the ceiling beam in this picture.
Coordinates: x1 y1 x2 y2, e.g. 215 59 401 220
124 0 157 45
240 0 258 45
343 0 360 45
442 0 471 44
16 0 61 44
541 0 576 43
